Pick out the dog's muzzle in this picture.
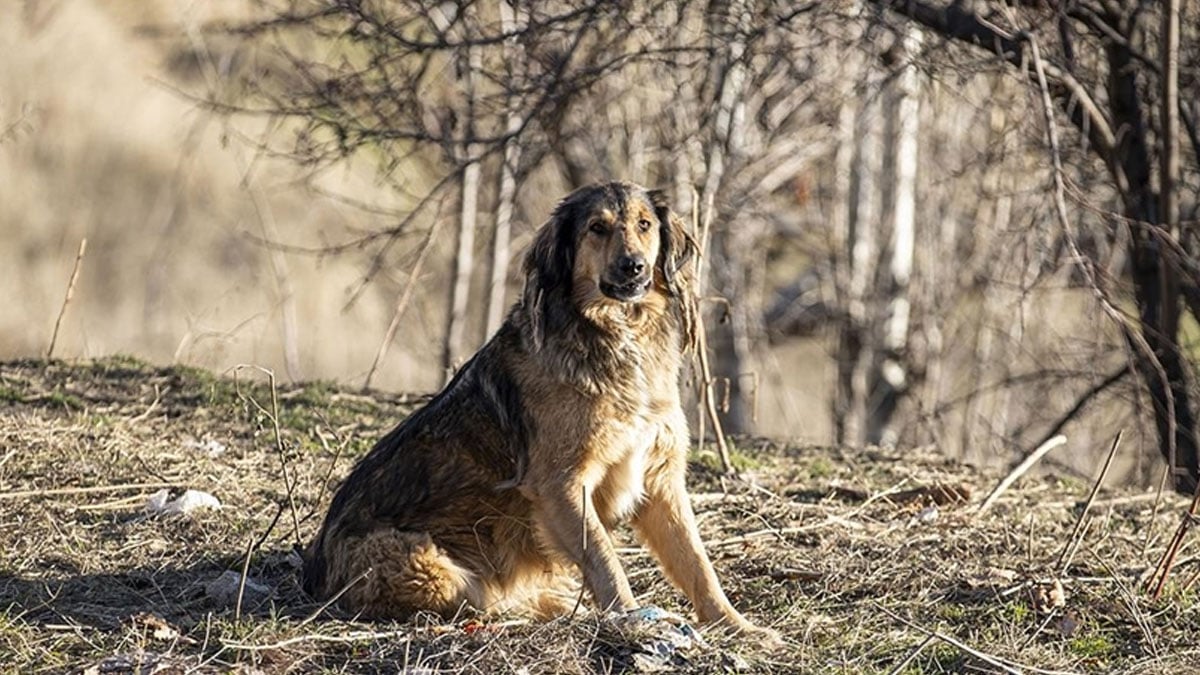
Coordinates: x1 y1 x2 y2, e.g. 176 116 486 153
600 254 651 301
600 275 652 301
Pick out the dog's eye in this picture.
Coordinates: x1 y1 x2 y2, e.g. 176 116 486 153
637 219 653 232
588 222 607 235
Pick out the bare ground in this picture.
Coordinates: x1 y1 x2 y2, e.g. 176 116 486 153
0 357 1196 674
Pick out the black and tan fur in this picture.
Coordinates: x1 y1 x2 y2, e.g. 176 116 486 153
303 181 774 637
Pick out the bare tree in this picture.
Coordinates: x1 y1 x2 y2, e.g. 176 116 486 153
861 0 1200 492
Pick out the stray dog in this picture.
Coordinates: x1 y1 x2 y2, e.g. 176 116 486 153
303 181 773 638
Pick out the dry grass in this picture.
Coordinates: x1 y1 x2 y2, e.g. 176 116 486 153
0 357 1197 673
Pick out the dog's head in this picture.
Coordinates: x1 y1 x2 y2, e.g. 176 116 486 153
522 181 696 348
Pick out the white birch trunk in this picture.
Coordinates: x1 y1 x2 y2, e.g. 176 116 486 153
443 30 482 380
831 97 856 444
867 28 922 446
484 0 523 338
839 70 883 446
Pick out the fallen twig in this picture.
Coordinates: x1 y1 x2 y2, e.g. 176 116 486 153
297 567 374 628
0 482 179 500
886 635 936 675
224 628 412 652
876 604 1081 675
235 537 255 623
710 520 861 549
978 435 1067 514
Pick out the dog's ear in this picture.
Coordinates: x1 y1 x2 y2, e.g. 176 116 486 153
521 199 576 351
647 189 696 295
647 188 698 348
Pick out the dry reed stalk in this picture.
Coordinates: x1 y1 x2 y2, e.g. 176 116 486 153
689 189 733 474
232 365 302 547
46 238 87 360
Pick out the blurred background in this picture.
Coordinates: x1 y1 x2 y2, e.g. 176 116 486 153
3 0 1198 490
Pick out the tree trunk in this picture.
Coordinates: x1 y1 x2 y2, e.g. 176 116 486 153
484 0 523 339
1107 35 1199 494
836 68 883 446
831 97 856 445
702 0 755 434
443 39 482 380
867 28 922 446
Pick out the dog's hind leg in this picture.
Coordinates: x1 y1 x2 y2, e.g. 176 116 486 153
338 530 481 619
522 567 582 619
476 559 580 620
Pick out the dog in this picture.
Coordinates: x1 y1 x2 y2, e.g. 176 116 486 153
303 181 774 638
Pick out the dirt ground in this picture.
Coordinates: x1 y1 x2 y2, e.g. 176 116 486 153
0 357 1196 674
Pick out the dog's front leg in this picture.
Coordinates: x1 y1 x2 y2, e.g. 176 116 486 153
532 480 637 613
633 429 773 637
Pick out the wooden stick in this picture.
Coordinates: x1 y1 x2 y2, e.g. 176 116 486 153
0 482 178 500
887 635 936 675
235 536 255 623
978 435 1067 514
876 605 1078 675
46 238 87 360
297 566 374 628
232 365 302 547
1057 430 1123 574
1146 471 1200 599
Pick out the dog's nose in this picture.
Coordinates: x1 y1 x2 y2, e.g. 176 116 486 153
617 254 646 277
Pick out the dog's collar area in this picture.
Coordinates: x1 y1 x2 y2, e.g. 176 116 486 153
599 277 652 302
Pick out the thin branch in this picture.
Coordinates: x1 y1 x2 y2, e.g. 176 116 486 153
1057 430 1123 574
46 238 88 360
1024 365 1131 458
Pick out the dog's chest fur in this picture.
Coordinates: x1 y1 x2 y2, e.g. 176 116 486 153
592 408 656 523
541 313 681 524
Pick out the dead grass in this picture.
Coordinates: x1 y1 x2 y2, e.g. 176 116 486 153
0 357 1196 674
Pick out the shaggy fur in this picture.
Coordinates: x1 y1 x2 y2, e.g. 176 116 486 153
303 181 774 638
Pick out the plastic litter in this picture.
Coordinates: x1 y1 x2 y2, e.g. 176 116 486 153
145 489 220 516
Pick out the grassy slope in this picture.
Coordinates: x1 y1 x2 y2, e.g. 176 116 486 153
0 358 1195 674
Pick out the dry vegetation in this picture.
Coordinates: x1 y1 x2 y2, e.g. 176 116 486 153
1 357 1197 673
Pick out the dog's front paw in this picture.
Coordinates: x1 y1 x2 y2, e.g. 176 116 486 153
741 624 785 649
708 613 785 648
